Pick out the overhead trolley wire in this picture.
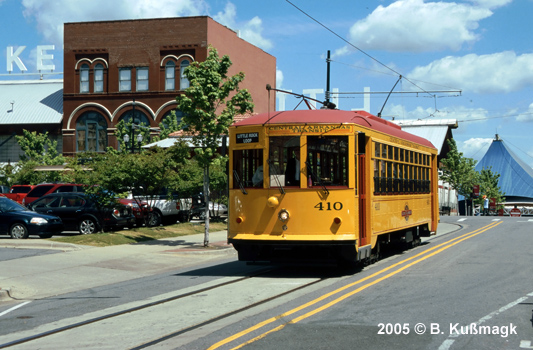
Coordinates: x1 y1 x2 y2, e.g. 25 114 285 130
285 0 462 101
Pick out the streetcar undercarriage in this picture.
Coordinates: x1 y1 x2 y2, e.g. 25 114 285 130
230 224 430 266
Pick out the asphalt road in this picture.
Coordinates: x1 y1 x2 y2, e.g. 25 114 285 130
1 216 532 349
181 216 533 350
0 246 59 262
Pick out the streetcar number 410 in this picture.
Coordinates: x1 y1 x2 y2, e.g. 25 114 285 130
315 202 343 211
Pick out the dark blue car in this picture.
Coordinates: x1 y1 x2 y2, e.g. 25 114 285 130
0 197 64 239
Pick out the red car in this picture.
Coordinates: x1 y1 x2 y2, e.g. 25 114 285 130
3 185 36 204
23 183 86 206
118 198 160 227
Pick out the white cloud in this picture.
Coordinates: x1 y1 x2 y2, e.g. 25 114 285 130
345 0 492 53
458 137 492 159
21 0 207 44
214 2 273 51
517 103 533 122
384 103 489 123
213 2 237 26
465 0 512 10
407 51 533 94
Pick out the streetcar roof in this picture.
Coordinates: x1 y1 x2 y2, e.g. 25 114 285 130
232 109 436 150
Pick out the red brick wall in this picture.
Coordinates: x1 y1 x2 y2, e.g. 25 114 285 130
63 16 275 156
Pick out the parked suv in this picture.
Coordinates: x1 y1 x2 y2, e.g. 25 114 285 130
23 183 85 206
4 185 35 204
28 193 135 234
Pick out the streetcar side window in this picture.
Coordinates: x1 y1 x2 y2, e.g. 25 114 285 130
232 149 263 188
372 142 431 195
307 136 349 187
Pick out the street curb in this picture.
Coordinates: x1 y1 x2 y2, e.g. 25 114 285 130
0 241 92 252
0 288 12 302
162 241 235 254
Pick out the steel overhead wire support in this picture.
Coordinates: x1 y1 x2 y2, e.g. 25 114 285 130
378 75 402 118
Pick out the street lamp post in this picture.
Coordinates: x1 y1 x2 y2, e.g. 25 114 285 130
123 127 143 153
122 99 143 153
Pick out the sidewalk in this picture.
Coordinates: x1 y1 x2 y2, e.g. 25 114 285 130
0 223 460 302
0 231 234 301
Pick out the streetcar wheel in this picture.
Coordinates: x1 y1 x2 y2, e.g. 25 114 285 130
370 241 381 263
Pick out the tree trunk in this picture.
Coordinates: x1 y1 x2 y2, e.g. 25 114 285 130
203 165 210 246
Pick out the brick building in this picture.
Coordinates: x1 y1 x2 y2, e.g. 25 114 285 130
62 16 276 156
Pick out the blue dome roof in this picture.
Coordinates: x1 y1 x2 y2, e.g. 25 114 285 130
475 136 533 202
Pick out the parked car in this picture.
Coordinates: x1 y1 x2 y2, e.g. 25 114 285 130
0 197 63 239
3 185 35 204
128 189 191 225
190 194 228 219
28 193 135 234
118 198 160 227
23 183 86 206
0 185 9 194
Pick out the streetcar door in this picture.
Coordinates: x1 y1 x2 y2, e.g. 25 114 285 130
357 133 370 247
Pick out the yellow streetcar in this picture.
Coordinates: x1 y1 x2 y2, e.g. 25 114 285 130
228 109 438 265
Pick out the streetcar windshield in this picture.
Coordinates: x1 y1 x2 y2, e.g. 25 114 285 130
269 136 300 187
307 136 349 187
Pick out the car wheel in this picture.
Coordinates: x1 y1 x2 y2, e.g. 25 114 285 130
178 211 191 223
147 211 162 227
79 218 97 234
10 223 29 239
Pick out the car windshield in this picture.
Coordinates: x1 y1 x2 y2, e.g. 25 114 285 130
0 198 26 213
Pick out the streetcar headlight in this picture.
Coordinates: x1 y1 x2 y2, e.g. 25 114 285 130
278 209 290 222
267 196 279 208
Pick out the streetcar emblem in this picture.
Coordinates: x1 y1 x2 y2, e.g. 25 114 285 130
402 204 412 221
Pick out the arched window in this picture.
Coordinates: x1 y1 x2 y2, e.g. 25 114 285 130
120 109 151 148
160 109 184 129
94 63 104 93
76 111 108 152
120 109 150 127
180 60 190 90
165 61 175 91
80 64 90 93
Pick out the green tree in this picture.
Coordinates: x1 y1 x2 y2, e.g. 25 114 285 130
111 119 151 155
153 111 180 142
11 130 66 184
16 130 64 164
208 157 228 220
0 162 16 187
73 143 190 226
176 46 254 246
440 139 479 214
477 166 505 206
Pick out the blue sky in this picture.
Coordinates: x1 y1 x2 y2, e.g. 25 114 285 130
1 0 533 167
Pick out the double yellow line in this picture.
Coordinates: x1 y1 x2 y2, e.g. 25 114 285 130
208 221 502 350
